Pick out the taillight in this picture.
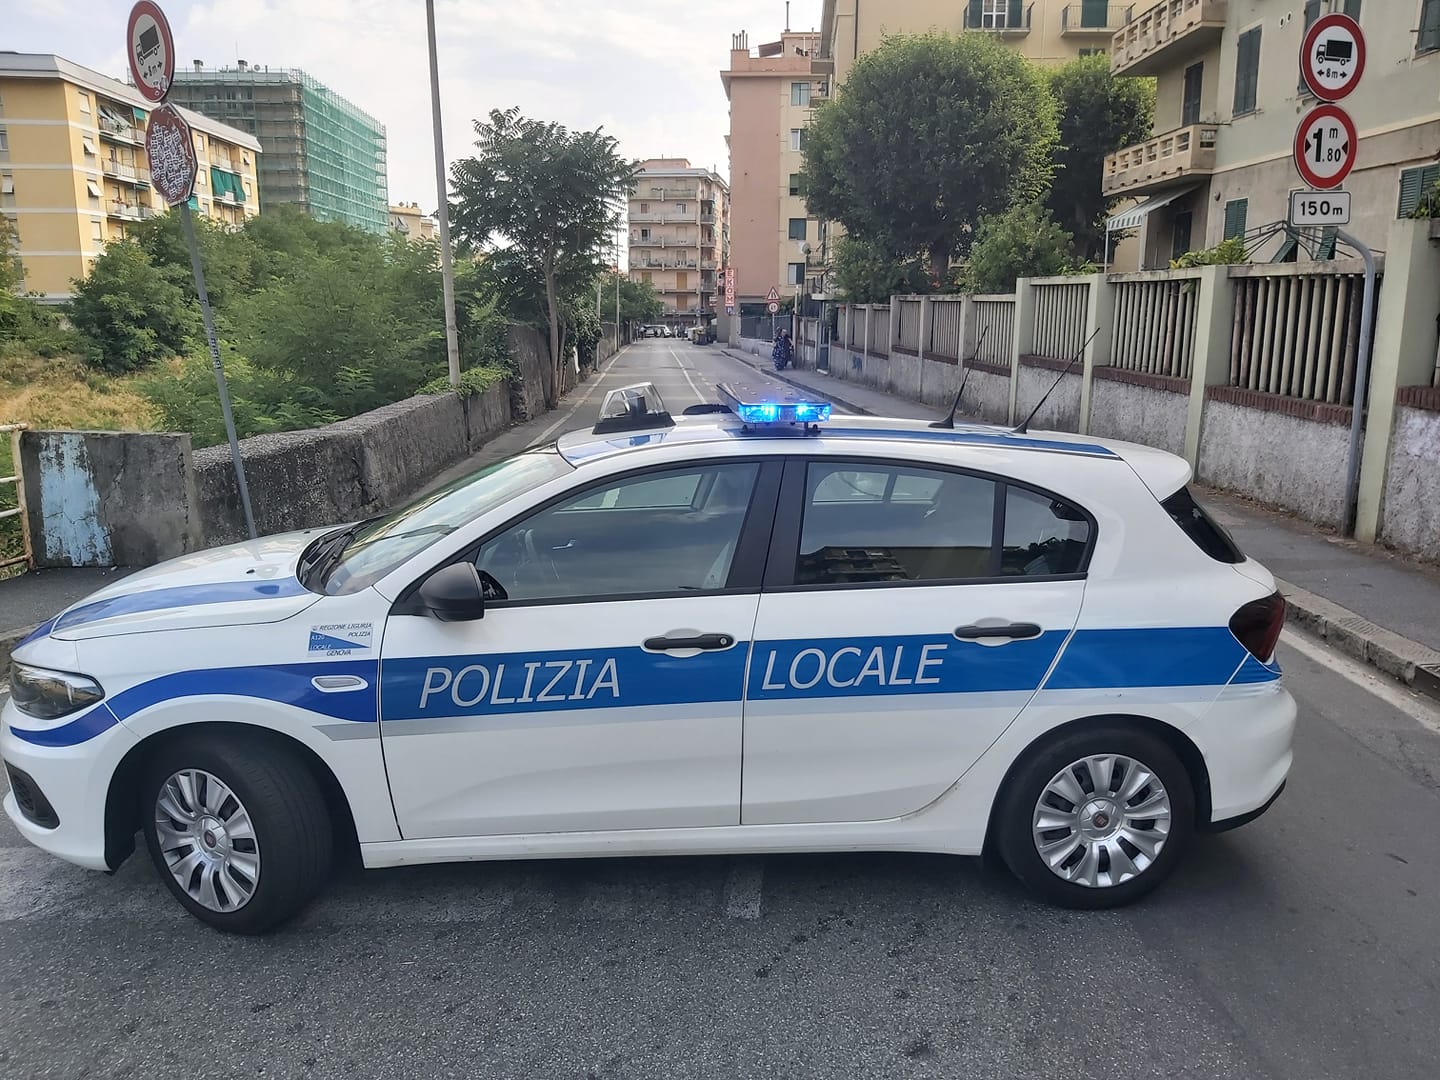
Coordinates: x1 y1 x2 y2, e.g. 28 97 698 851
1229 592 1286 662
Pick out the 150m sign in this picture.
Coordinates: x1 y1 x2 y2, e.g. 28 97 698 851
1289 189 1351 227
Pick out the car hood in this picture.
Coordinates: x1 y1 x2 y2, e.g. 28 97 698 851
42 530 329 642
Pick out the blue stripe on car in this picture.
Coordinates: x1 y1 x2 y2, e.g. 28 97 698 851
53 578 311 632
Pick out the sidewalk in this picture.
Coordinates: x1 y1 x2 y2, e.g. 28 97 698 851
724 347 1440 700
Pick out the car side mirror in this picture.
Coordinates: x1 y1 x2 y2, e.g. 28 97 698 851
418 563 486 622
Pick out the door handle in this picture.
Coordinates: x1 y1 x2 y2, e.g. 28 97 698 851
954 623 1043 641
643 633 735 652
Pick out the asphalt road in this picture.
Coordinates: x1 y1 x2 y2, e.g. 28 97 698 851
2 339 1438 1079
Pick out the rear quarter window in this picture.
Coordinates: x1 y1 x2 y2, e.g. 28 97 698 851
1162 487 1244 564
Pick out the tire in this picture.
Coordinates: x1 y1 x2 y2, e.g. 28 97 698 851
995 725 1195 909
141 733 333 933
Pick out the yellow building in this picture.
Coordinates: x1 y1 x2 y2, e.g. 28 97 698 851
820 0 1162 85
389 202 438 241
0 54 262 301
627 159 730 322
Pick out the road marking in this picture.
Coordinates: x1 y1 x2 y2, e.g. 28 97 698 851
666 345 709 405
530 344 632 445
723 858 765 920
1281 627 1440 736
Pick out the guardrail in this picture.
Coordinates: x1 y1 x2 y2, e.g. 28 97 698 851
1 423 32 572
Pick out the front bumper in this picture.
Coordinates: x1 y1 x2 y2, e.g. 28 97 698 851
1 698 139 871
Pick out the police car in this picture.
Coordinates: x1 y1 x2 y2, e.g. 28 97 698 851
2 383 1295 932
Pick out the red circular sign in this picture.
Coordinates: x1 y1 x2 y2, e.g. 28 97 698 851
127 1 176 103
144 103 198 205
1299 13 1366 102
1293 104 1358 190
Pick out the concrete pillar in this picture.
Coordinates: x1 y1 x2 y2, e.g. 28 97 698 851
1078 273 1115 435
1356 219 1440 543
1009 278 1037 425
1183 265 1237 470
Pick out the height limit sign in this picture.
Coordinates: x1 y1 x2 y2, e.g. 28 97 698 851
1294 104 1357 190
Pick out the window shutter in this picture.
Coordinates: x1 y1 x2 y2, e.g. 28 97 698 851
1223 198 1248 240
1317 227 1338 260
1299 2 1323 91
1342 0 1361 20
967 0 983 28
1422 0 1440 52
1233 28 1261 115
1397 165 1440 217
1008 0 1024 27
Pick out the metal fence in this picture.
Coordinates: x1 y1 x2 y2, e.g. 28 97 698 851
1 423 32 573
1229 268 1371 404
930 299 963 360
1110 273 1200 379
973 297 1016 367
896 298 923 353
1031 281 1091 360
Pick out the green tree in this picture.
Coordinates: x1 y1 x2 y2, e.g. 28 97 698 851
830 235 932 303
964 202 1080 293
1047 55 1155 261
801 33 1057 281
68 241 200 373
600 272 664 324
449 107 638 407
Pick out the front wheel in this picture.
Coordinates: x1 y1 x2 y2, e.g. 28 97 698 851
995 726 1194 908
141 734 333 933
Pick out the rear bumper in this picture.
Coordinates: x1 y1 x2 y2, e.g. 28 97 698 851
1202 778 1285 833
1198 680 1296 825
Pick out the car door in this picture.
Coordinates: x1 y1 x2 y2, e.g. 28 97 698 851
379 458 780 839
742 457 1090 825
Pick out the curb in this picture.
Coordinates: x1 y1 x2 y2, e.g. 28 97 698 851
721 349 880 417
1277 581 1440 702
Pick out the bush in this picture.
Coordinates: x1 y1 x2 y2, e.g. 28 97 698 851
68 242 199 373
1170 237 1247 268
963 203 1080 293
417 364 509 398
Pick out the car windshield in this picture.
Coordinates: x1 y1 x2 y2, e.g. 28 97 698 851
311 447 573 596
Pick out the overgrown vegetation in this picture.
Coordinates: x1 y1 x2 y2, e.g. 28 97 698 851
964 203 1084 293
1170 237 1247 269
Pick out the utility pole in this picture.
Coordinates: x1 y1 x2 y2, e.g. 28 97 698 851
426 0 462 388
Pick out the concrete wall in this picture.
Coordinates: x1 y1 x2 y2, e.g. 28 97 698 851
1380 404 1440 562
1197 398 1351 529
20 431 202 568
198 384 511 547
508 322 555 421
1013 362 1081 434
958 368 1012 426
1088 376 1188 458
917 358 959 408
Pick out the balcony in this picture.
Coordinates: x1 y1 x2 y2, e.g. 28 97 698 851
700 259 718 270
1061 4 1133 34
962 3 1032 34
108 201 156 221
98 119 141 144
639 186 700 201
1102 123 1218 197
1112 0 1226 77
102 159 151 185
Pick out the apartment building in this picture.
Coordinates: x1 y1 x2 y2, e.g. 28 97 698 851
627 159 730 321
0 53 261 300
1104 0 1440 268
169 63 388 234
721 30 830 308
389 202 437 241
820 0 1163 84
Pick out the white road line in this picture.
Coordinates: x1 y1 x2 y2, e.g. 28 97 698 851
1281 627 1440 736
666 345 709 405
723 858 765 920
531 345 631 444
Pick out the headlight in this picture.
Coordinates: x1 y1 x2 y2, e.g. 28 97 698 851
9 663 106 721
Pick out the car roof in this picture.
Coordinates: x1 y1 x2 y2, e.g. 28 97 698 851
555 414 1192 499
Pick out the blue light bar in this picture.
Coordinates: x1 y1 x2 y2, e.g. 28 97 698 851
717 383 832 427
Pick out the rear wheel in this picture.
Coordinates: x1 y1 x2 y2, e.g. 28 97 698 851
996 726 1194 908
141 734 332 933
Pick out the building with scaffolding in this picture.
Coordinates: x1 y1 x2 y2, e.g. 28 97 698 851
168 62 388 233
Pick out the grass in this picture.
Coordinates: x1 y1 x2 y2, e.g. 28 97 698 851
0 352 160 575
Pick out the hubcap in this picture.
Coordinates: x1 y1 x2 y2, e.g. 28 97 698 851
1031 754 1172 889
154 769 260 912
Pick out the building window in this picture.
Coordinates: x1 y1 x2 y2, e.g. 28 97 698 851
640 228 651 240
86 179 102 199
788 218 807 241
789 128 808 152
789 173 802 197
787 262 805 285
982 0 1010 29
244 180 253 195
77 91 90 114
1223 198 1248 240
1079 48 1106 57
1233 27 1262 117
639 202 649 214
81 136 97 156
1182 63 1203 126
0 129 7 155
791 81 811 107
1171 211 1194 261
675 202 687 213
1398 165 1440 217
1421 0 1440 52
0 174 13 208
91 220 103 241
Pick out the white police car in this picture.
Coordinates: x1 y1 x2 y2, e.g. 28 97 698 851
2 383 1294 932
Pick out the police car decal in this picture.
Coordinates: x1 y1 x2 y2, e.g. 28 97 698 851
53 579 309 632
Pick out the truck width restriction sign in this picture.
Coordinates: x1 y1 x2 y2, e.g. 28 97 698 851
1300 13 1365 102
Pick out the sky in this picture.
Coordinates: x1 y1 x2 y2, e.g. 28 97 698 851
9 0 824 212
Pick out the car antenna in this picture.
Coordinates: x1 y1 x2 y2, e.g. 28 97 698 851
1012 327 1101 436
929 326 989 429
